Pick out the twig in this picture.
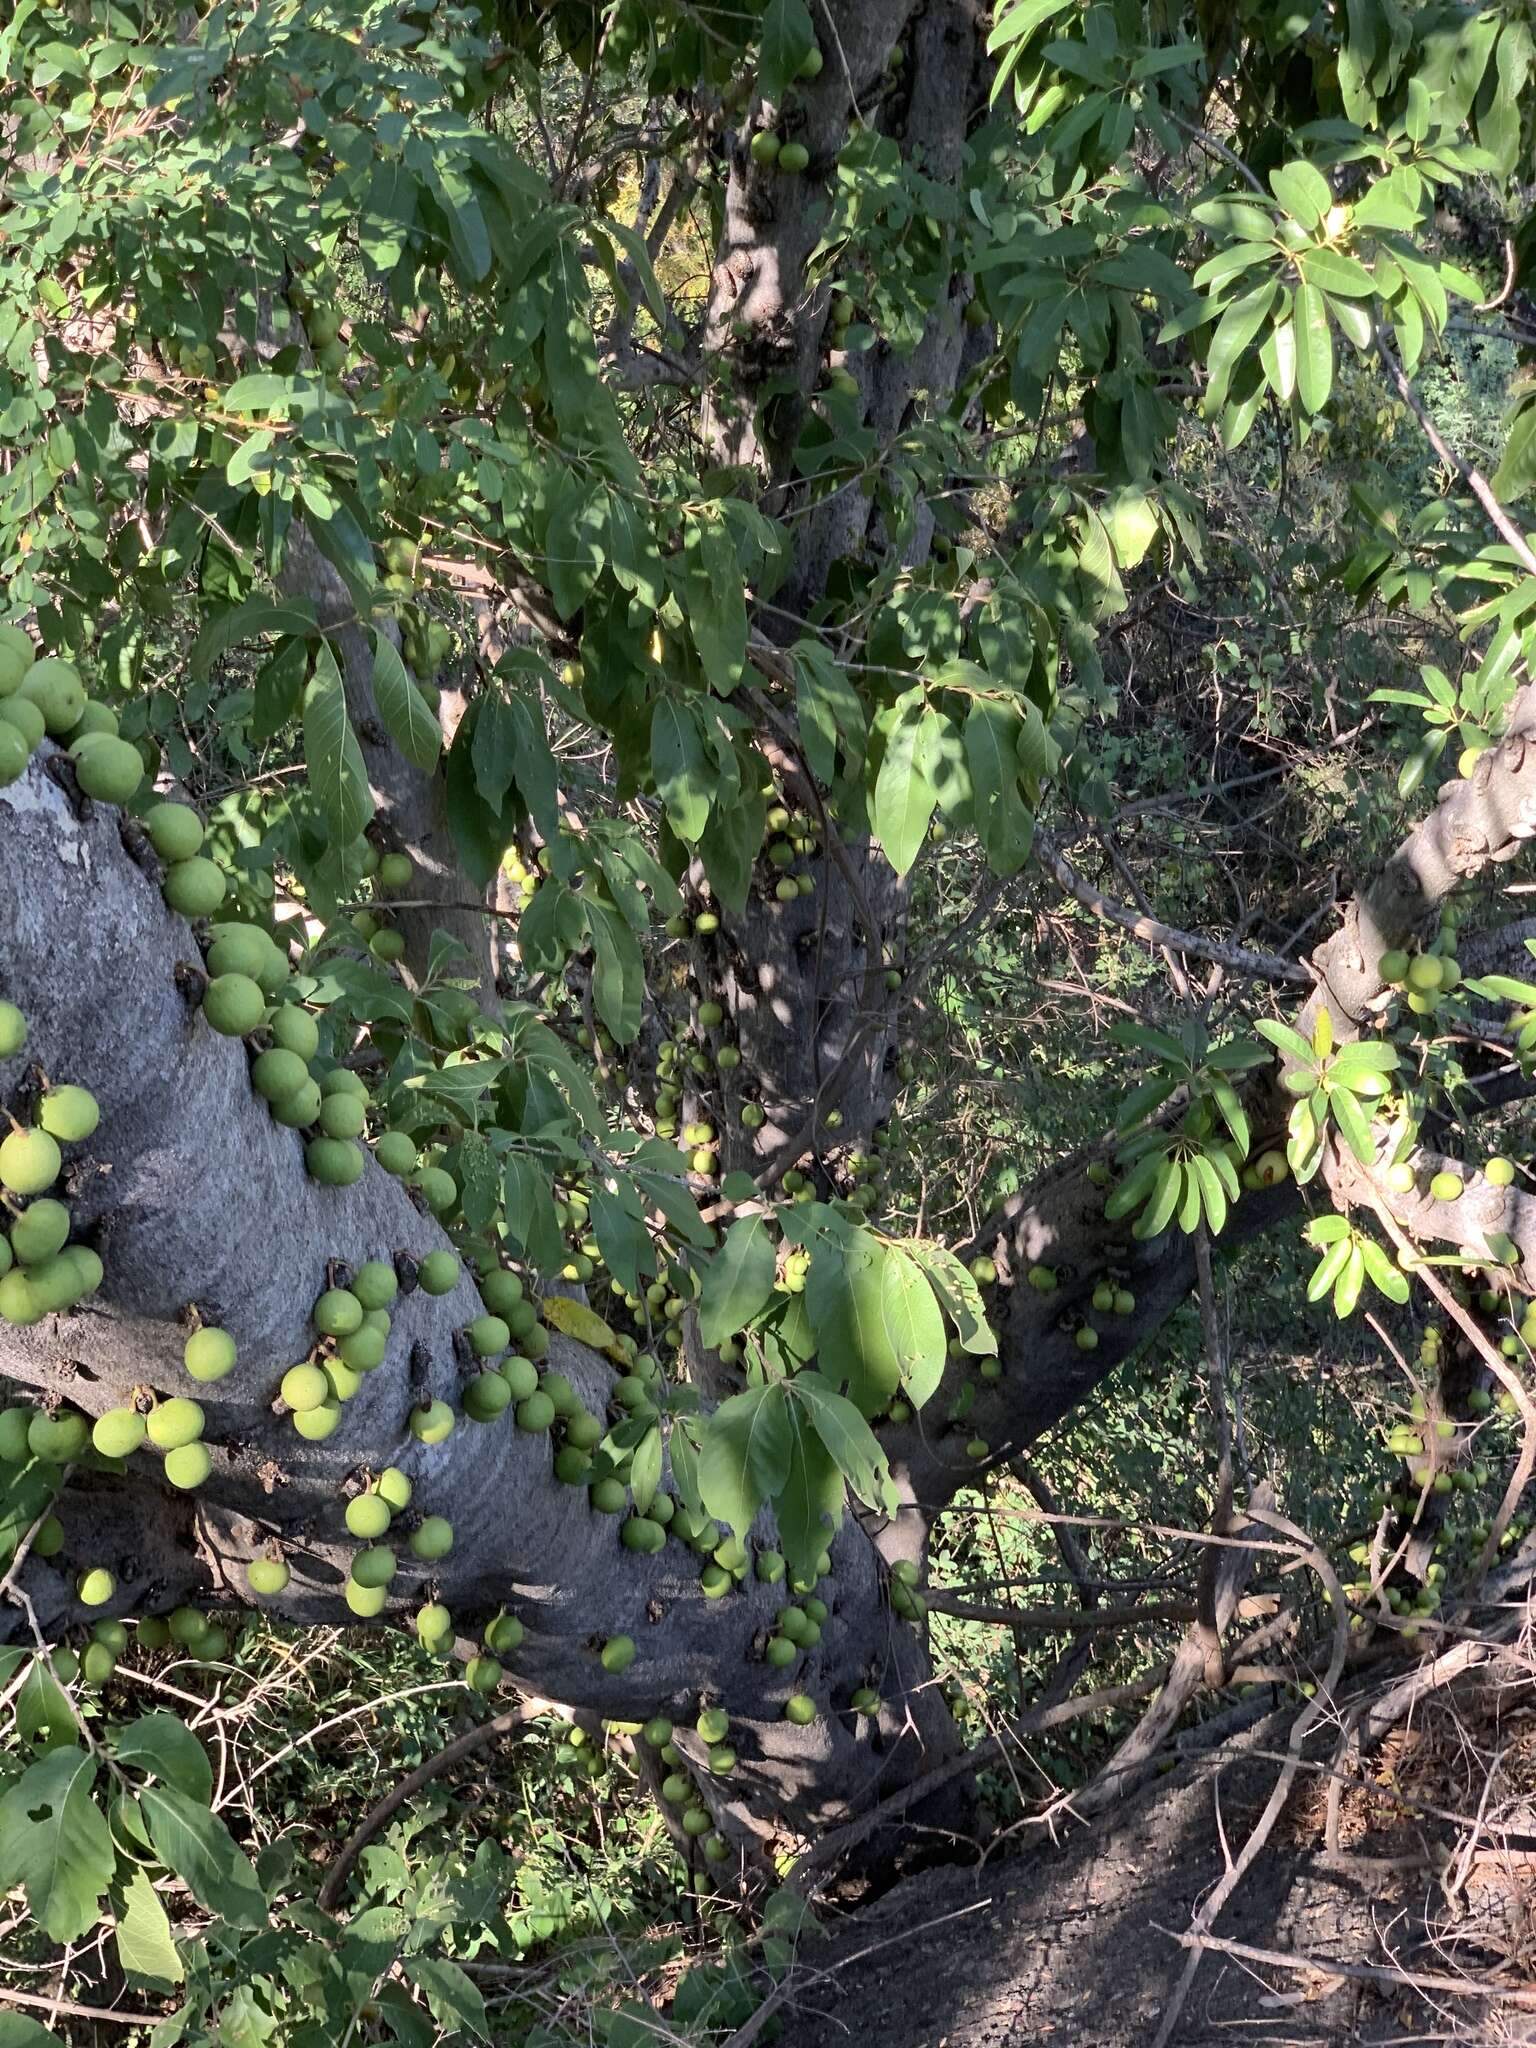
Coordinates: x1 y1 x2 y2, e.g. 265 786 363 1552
1150 1505 1351 2048
318 1699 542 1911
0 1982 154 2025
1375 326 1536 579
1166 1928 1536 2010
1034 828 1311 984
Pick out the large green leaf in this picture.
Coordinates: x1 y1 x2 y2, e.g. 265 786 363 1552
683 512 747 695
0 1748 115 1944
371 629 441 772
1294 279 1334 414
303 640 374 845
759 0 816 101
697 1384 794 1540
774 1402 845 1583
872 690 936 877
115 1864 184 1987
651 696 713 842
111 1712 213 1803
964 699 1034 873
791 1374 894 1515
698 1215 778 1348
139 1785 267 1930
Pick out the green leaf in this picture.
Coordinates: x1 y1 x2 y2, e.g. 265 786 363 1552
905 1239 997 1358
1492 396 1536 504
774 1401 844 1585
1329 1084 1378 1166
585 898 644 1045
759 0 816 100
250 634 309 745
1301 246 1375 297
698 782 767 914
0 2018 69 2047
1328 1039 1401 1081
683 512 748 695
698 1384 795 1540
189 598 314 682
964 700 1034 873
1254 1017 1316 1066
1189 1152 1228 1236
1307 1235 1352 1303
791 1374 894 1515
545 474 607 622
371 629 441 772
1269 159 1332 228
404 1957 488 2041
1359 1238 1410 1303
872 690 937 877
1134 1157 1184 1239
1293 279 1334 413
1333 1241 1365 1319
607 492 666 610
698 1215 778 1348
115 1864 184 1987
111 1713 213 1803
1203 279 1279 414
795 642 865 786
651 697 713 842
304 641 374 846
139 1785 267 1930
629 1425 662 1514
0 1749 115 1944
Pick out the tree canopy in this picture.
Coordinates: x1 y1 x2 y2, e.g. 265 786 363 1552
0 0 1535 2038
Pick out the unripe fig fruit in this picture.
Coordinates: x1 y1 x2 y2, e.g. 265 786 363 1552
164 1441 213 1488
468 1314 510 1358
472 1615 521 1666
77 1566 115 1606
146 1397 204 1449
281 1364 331 1413
352 1545 397 1589
168 1606 210 1646
292 1399 341 1441
92 1407 146 1458
784 1694 817 1724
374 1131 417 1176
1485 1156 1516 1187
11 1198 69 1265
501 1355 540 1402
317 1091 366 1140
378 852 414 891
464 1372 512 1423
145 801 204 861
325 1359 362 1402
409 1515 453 1560
21 656 86 732
246 1556 291 1595
466 1654 502 1692
0 1003 25 1058
338 1323 387 1372
162 856 227 918
306 1136 364 1185
410 1399 455 1444
600 1635 636 1673
416 1601 453 1650
415 1167 458 1214
75 736 143 804
252 1048 310 1104
515 1390 555 1432
417 1251 460 1295
779 142 810 172
269 1004 320 1060
376 1466 412 1509
750 129 781 164
0 1128 61 1195
184 1326 236 1383
346 1579 388 1617
270 1079 324 1132
682 1805 712 1836
313 1287 363 1337
38 1086 99 1143
1429 1171 1463 1202
590 1476 627 1514
345 1492 393 1540
696 1706 729 1744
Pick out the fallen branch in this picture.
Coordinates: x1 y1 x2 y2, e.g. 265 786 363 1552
1168 1927 1536 2011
